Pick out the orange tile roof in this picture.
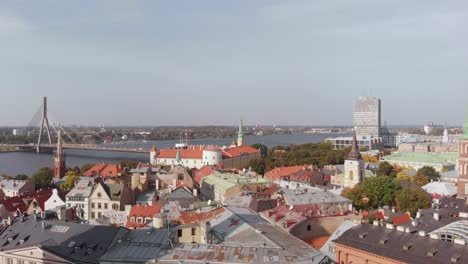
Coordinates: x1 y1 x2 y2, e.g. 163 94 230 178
83 163 107 177
265 165 307 180
126 205 162 228
176 207 225 225
222 146 260 158
193 165 215 185
156 148 204 159
303 236 330 249
99 164 122 177
392 213 412 226
83 163 122 177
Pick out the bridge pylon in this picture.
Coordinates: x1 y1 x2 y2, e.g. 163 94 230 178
37 96 53 152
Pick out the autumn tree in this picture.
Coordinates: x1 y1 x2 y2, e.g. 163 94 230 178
60 171 80 190
395 187 432 217
415 166 440 182
342 185 368 210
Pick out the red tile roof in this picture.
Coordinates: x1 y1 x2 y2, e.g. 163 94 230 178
176 207 225 225
257 185 280 196
157 148 204 159
126 205 162 228
222 146 260 158
193 165 215 185
265 165 312 181
392 213 412 226
83 163 122 177
303 236 331 249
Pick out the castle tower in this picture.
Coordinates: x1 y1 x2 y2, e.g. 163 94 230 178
175 147 182 165
237 119 244 147
53 127 66 178
344 129 364 188
442 127 449 143
457 116 468 199
150 146 158 165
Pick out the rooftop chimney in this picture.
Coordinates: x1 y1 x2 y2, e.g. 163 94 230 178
434 212 440 221
419 230 426 237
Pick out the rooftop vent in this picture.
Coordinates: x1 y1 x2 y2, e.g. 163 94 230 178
454 238 466 245
403 244 412 251
359 233 368 239
419 231 426 237
379 239 388 245
451 254 461 263
433 212 440 221
427 250 437 257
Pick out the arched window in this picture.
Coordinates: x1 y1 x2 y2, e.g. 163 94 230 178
465 144 468 155
464 164 468 176
349 170 354 181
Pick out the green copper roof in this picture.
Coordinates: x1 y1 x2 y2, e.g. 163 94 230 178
383 152 457 165
238 119 244 136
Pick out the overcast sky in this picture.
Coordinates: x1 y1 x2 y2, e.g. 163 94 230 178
0 0 467 127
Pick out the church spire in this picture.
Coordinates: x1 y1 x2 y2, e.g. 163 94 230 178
347 129 362 160
54 125 66 178
237 119 244 147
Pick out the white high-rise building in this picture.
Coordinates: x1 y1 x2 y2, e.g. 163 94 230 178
353 97 381 138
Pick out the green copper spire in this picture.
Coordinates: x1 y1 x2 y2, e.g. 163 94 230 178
237 119 244 146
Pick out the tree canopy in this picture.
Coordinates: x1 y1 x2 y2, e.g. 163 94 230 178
31 167 53 188
395 187 432 217
361 176 400 208
377 162 397 178
248 158 266 175
60 170 80 190
415 166 440 182
251 143 268 158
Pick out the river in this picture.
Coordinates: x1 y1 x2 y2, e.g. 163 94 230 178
0 133 345 176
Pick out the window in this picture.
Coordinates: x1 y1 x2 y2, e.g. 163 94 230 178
98 203 102 209
112 203 119 210
104 203 108 209
349 170 354 181
6 259 13 264
17 260 25 264
98 212 102 218
178 229 183 237
329 245 335 253
67 203 71 207
137 217 143 224
91 203 95 209
465 184 468 195
97 192 102 198
91 212 95 219
191 227 196 236
178 174 184 180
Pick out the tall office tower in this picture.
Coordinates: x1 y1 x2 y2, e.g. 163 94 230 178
353 97 381 137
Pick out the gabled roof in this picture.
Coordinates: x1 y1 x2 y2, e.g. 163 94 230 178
82 163 122 177
222 145 260 158
422 181 457 197
126 205 162 228
176 207 225 225
0 216 126 264
193 165 215 185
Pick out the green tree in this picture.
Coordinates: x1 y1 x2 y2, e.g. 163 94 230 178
361 176 400 208
342 185 368 210
377 162 396 177
120 160 138 169
412 174 430 186
395 187 432 217
80 163 94 174
60 171 80 190
415 166 440 182
248 158 266 175
251 144 268 158
31 167 53 188
14 174 29 180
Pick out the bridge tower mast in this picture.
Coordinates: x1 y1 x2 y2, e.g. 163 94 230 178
37 96 52 152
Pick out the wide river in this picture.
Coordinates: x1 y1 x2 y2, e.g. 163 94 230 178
0 133 345 176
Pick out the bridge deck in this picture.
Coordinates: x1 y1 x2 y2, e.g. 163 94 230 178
2 144 149 153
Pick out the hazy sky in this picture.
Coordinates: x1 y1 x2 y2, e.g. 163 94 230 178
1 0 467 127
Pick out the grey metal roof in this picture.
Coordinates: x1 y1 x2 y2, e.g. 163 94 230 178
280 187 351 206
334 223 468 264
66 179 93 198
0 179 28 191
100 228 172 263
0 216 126 264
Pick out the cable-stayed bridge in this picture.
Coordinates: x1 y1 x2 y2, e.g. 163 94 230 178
7 97 150 154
